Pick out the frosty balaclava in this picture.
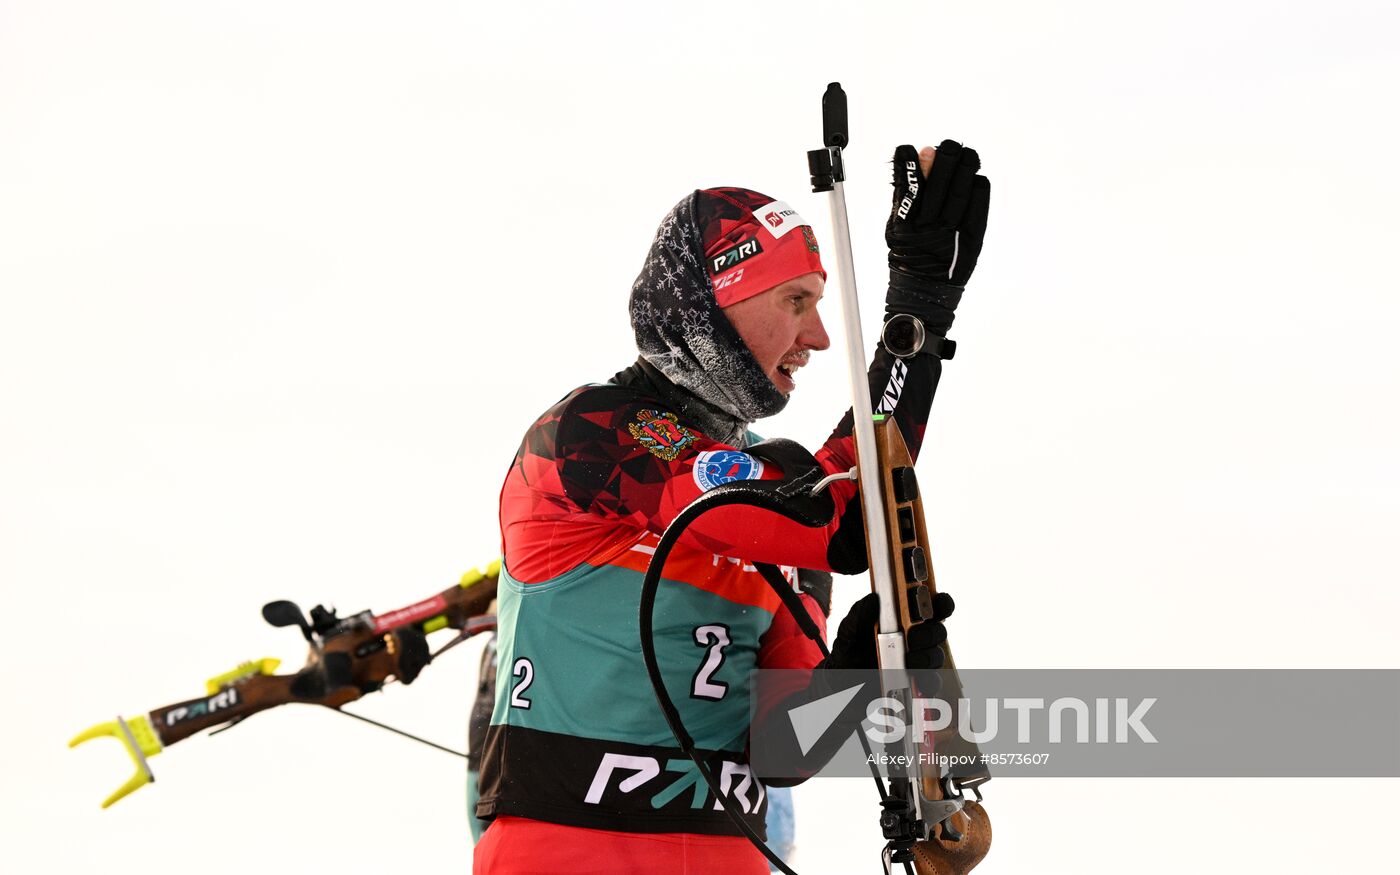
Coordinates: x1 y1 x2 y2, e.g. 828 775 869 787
629 187 826 438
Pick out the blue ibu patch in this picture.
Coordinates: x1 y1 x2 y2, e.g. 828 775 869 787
693 450 765 492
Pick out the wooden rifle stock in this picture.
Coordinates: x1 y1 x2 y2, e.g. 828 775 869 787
865 416 991 874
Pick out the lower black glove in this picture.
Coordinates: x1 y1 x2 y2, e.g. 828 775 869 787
753 590 955 786
824 590 954 672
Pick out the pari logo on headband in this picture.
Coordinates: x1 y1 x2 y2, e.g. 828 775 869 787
758 200 807 239
710 237 763 275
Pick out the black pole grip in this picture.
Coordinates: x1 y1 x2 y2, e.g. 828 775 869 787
822 82 848 149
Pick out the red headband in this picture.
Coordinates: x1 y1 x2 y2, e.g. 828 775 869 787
697 188 826 308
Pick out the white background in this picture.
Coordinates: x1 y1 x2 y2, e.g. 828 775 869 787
3 1 1396 872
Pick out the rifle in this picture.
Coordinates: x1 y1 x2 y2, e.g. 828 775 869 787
70 562 499 808
809 82 991 874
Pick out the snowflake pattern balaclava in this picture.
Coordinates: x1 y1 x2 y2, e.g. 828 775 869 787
629 187 825 438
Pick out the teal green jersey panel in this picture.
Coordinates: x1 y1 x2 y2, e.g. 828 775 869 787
491 561 776 752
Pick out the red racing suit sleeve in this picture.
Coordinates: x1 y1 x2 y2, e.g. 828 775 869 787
500 346 942 582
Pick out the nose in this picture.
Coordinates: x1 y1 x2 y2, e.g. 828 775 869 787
801 308 831 352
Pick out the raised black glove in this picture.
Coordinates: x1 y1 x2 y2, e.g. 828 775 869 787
824 590 954 672
885 141 991 336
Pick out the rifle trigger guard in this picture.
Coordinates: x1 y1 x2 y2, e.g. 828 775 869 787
925 796 966 827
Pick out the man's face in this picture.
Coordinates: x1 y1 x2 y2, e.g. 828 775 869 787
722 271 830 396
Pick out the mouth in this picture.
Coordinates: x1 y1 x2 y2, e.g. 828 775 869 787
773 353 809 393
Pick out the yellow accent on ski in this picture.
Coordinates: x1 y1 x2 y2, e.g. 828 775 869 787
422 615 448 634
204 657 281 694
459 558 501 589
68 715 164 808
